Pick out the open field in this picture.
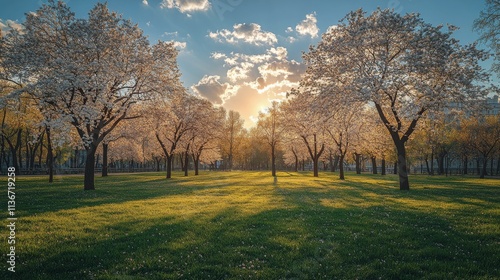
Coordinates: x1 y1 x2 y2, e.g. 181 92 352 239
1 171 499 279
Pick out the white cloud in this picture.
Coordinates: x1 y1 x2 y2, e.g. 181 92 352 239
227 62 254 83
285 26 293 33
209 23 277 46
206 46 307 128
161 0 210 13
167 40 187 49
296 12 319 38
142 0 149 6
164 31 179 37
191 75 230 104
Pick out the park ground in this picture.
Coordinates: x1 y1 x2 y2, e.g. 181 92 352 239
1 171 499 279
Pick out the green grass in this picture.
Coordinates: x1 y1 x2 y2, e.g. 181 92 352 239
1 171 499 279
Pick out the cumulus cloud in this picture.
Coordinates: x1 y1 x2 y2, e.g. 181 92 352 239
209 23 277 46
191 75 230 104
167 40 187 50
201 46 307 128
295 12 319 38
142 0 149 6
161 0 210 13
227 62 254 83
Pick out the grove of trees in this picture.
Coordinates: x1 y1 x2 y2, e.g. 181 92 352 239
1 2 499 191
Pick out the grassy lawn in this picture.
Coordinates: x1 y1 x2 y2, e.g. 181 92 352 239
1 171 499 279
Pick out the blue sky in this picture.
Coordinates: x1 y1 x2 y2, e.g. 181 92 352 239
0 0 493 128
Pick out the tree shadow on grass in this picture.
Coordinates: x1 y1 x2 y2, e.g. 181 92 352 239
7 195 500 280
11 172 239 216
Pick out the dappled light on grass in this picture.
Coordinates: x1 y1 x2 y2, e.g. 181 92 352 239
1 171 499 279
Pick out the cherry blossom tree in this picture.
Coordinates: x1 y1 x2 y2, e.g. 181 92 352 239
303 9 490 190
188 100 225 175
325 101 366 180
149 92 197 179
282 93 328 177
2 1 180 189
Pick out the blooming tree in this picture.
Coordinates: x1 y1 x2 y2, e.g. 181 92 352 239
257 101 286 176
2 1 180 189
302 9 490 190
188 100 225 175
282 92 328 177
149 92 197 179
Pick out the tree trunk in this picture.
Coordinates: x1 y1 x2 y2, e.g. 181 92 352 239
84 145 97 190
329 153 334 172
5 129 22 175
184 148 189 177
381 158 386 175
371 156 378 174
496 156 500 176
396 143 410 190
179 154 184 172
292 148 298 172
430 151 435 175
102 143 108 177
155 157 161 172
425 155 431 174
333 155 339 172
339 154 345 180
271 145 276 177
313 157 319 177
463 156 468 175
480 157 488 179
437 150 446 175
166 155 173 179
194 154 200 175
355 153 361 174
394 161 398 174
46 127 54 183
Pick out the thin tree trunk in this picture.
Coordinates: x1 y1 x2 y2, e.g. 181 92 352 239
425 155 431 174
333 155 339 172
463 156 468 175
292 147 298 172
371 156 377 174
355 153 361 174
480 157 488 179
46 126 54 183
271 145 276 176
84 144 97 190
184 147 189 177
381 158 386 175
193 154 200 175
430 151 435 175
166 155 173 179
102 143 108 177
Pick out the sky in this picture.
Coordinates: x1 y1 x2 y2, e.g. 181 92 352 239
0 0 494 128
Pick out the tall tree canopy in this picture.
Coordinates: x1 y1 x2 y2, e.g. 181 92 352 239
301 8 490 190
1 1 181 189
